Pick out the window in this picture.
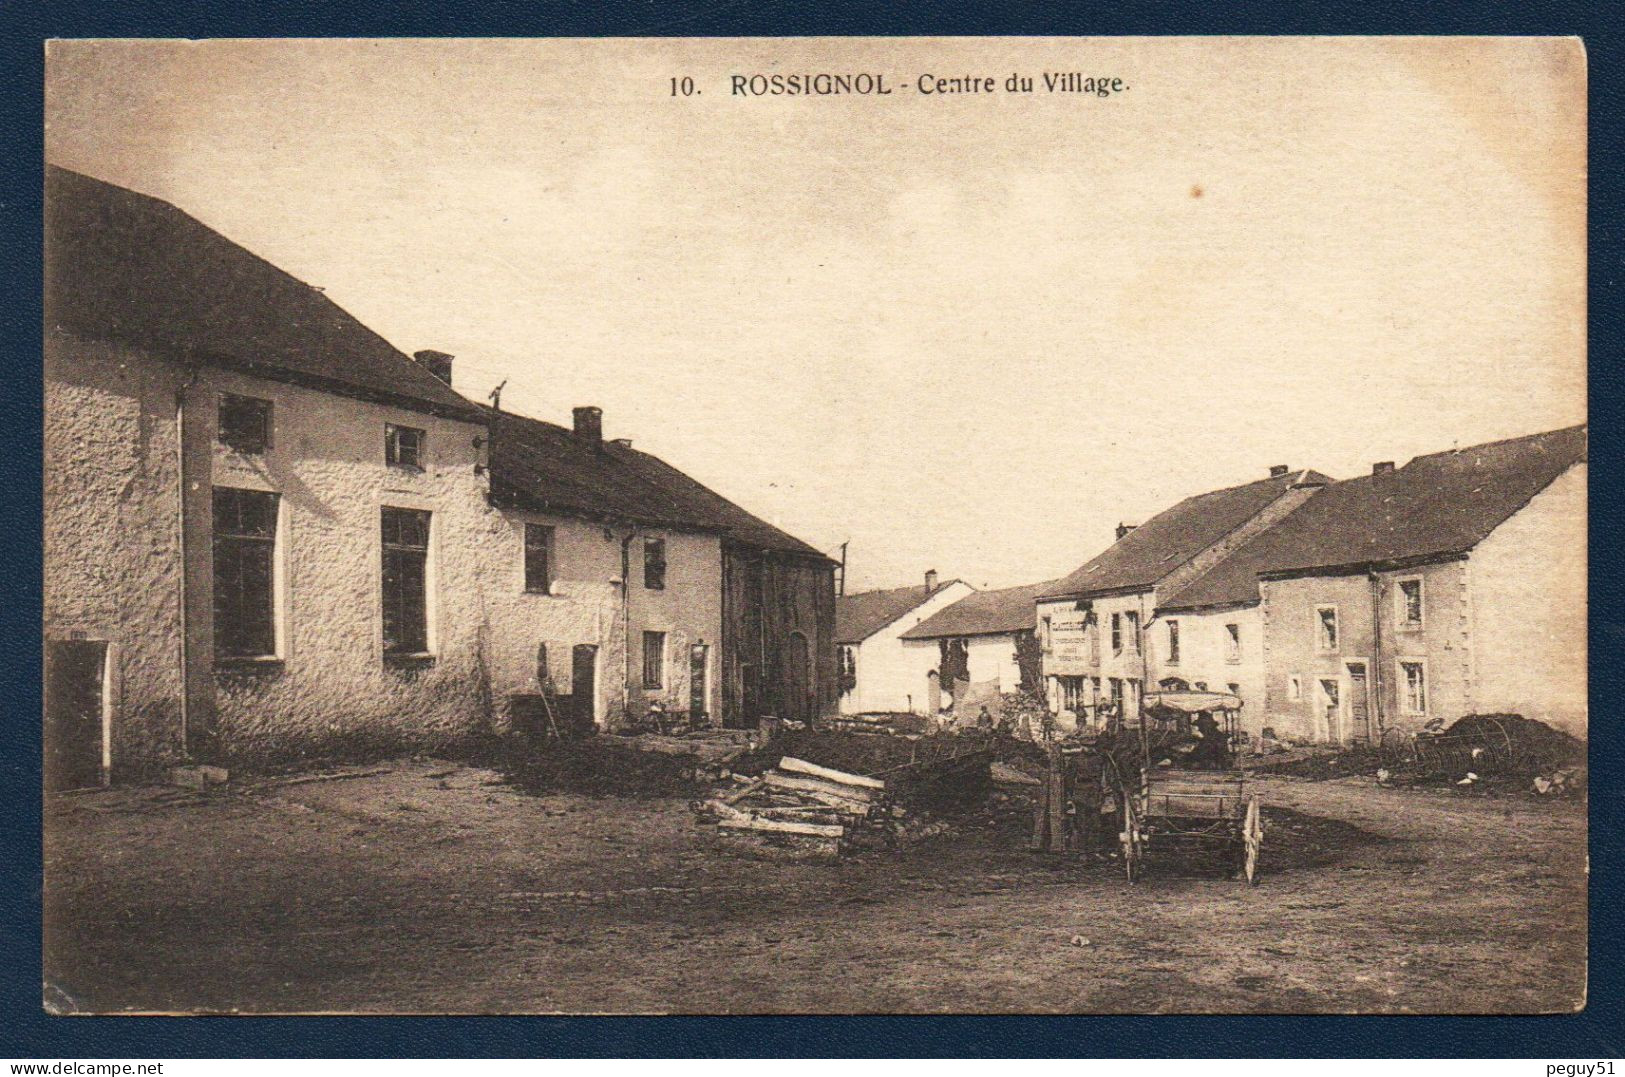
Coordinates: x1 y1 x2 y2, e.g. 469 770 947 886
1088 614 1101 663
839 646 857 695
212 487 279 659
643 537 667 590
1400 660 1428 715
1059 675 1086 711
1165 619 1180 664
218 393 271 454
1108 677 1124 707
1225 622 1241 663
1316 606 1339 652
1110 613 1122 654
381 507 431 656
1288 675 1302 701
523 523 554 594
1124 611 1140 655
535 643 550 687
1397 578 1424 629
1040 616 1052 652
385 423 425 469
642 631 666 689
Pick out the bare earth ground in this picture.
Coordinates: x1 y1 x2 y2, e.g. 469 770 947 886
43 760 1586 1014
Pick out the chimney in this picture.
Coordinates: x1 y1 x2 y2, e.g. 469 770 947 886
573 406 603 445
1269 464 1290 478
924 569 938 593
413 350 454 386
1373 461 1395 475
1116 522 1138 541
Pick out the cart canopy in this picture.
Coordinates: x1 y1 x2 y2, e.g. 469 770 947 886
1142 691 1243 713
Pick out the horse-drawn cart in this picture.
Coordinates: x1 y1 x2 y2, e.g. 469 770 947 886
1111 691 1263 884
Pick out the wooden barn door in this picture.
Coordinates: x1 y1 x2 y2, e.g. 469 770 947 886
784 632 812 724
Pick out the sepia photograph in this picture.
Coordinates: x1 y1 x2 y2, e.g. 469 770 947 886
41 36 1586 1016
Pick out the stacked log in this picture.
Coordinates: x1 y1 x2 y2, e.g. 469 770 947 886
691 756 885 858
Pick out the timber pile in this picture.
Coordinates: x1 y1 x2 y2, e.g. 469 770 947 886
691 756 888 858
693 744 998 858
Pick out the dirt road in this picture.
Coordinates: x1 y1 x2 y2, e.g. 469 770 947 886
42 761 1586 1014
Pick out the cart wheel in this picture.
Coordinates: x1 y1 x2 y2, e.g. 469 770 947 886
1120 795 1142 884
1243 796 1262 885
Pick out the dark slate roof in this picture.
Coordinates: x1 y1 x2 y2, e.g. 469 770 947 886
1039 469 1334 602
836 581 961 644
1160 425 1587 610
485 406 831 560
901 580 1052 640
45 165 478 420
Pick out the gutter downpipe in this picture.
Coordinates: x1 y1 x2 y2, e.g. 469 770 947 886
1368 570 1384 744
621 525 640 729
175 372 197 760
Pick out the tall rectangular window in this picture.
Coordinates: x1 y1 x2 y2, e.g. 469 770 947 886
642 631 666 689
381 507 431 656
1401 660 1428 715
1317 606 1339 652
212 487 279 659
1166 619 1180 665
1124 611 1140 654
1398 578 1424 629
218 393 272 455
1225 622 1241 663
523 523 554 594
385 423 425 469
643 538 667 590
1110 612 1122 654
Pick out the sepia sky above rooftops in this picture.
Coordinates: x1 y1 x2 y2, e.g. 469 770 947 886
45 37 1585 592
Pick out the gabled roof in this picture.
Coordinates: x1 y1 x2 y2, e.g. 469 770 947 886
1040 469 1333 602
901 580 1052 640
45 165 478 421
1160 425 1587 611
836 580 962 644
485 406 831 560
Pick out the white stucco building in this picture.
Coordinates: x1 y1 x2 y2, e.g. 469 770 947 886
899 580 1051 706
835 573 973 715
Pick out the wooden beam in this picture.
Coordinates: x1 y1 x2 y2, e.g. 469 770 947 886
778 756 885 790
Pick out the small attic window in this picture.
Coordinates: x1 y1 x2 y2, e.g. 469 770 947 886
386 423 425 470
218 393 272 454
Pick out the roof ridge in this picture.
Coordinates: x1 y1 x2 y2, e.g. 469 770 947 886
842 579 966 601
1402 423 1587 466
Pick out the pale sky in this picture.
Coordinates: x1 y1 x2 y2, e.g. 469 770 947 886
45 37 1586 592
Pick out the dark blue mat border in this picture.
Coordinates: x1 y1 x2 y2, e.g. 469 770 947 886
3 0 1620 1059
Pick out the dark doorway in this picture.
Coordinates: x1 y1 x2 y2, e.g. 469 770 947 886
46 640 106 791
784 632 811 724
689 644 708 723
733 663 761 730
570 645 598 734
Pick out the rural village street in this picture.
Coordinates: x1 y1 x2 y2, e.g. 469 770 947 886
44 762 1586 1015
